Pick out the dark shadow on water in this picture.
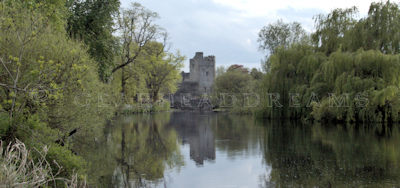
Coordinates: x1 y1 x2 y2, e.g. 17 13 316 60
258 119 400 188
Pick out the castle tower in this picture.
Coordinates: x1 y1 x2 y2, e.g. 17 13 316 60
174 52 216 105
189 52 215 95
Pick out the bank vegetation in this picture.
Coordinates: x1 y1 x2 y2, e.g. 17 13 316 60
0 0 184 186
256 1 400 123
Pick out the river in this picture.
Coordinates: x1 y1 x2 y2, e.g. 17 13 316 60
74 111 400 187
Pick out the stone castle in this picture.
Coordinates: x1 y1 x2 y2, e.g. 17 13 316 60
176 52 216 97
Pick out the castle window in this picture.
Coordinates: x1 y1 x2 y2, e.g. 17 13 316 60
206 71 208 76
205 87 206 90
192 64 194 68
210 87 212 91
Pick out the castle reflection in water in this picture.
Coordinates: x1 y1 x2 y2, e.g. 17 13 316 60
166 111 216 166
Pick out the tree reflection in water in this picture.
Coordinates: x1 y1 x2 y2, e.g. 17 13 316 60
259 120 400 188
74 113 184 187
74 112 400 187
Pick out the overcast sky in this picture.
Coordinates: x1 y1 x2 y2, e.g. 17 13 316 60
120 0 377 72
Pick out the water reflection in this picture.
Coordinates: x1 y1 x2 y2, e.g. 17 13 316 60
165 111 265 165
164 111 268 187
74 113 184 187
259 120 400 187
165 111 216 166
74 112 400 187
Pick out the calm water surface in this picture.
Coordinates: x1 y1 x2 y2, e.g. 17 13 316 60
75 111 400 187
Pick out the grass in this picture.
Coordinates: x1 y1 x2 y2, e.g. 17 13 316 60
0 139 84 188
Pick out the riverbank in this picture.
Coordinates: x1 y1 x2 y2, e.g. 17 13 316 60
117 101 172 114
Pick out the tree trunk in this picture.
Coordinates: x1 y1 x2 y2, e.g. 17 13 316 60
121 69 126 96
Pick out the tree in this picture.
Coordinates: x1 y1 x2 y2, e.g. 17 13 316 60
312 6 359 55
215 69 252 94
213 66 260 114
227 64 249 74
67 0 120 82
363 1 400 54
215 65 226 78
257 1 400 122
311 1 400 55
258 19 307 72
250 68 263 80
258 19 306 55
0 0 115 179
144 50 185 101
113 3 168 74
113 3 169 95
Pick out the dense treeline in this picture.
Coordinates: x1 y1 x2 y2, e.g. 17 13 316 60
0 0 184 185
257 1 400 123
213 65 263 114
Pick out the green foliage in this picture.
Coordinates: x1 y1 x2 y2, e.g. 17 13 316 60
250 68 263 80
112 41 184 104
112 2 165 74
258 19 307 55
259 46 400 122
213 67 262 114
363 1 400 54
215 65 226 78
257 1 400 123
312 6 359 55
45 144 87 179
144 48 185 101
311 1 400 55
0 0 181 185
0 0 116 183
119 100 171 114
111 3 184 104
67 0 121 82
151 100 171 112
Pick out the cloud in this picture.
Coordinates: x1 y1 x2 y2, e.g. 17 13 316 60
120 0 265 71
212 0 375 17
120 0 378 72
275 6 327 32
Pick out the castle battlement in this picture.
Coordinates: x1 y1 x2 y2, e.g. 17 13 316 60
204 56 215 61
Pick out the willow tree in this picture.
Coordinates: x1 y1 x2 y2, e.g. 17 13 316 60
259 43 320 119
312 6 359 55
311 48 400 122
363 1 400 54
258 1 400 123
259 45 400 122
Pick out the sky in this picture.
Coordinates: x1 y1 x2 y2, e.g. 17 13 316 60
120 0 378 72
